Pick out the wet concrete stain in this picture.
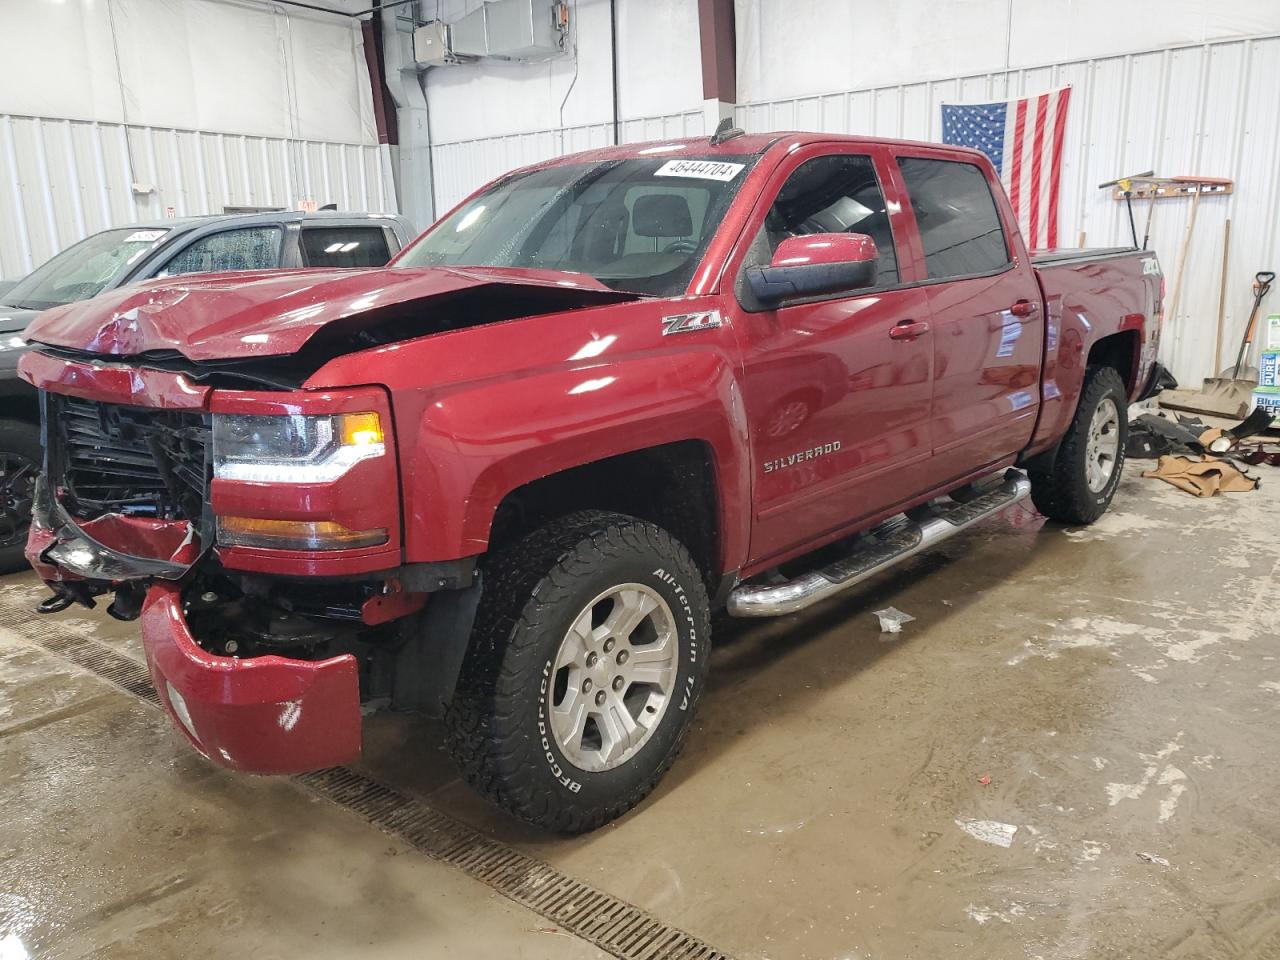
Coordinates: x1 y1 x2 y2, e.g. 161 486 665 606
1 472 1279 958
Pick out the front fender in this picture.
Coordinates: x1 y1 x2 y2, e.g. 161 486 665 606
407 349 750 570
305 296 752 575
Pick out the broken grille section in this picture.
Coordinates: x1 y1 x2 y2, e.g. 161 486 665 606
0 596 733 960
52 394 210 523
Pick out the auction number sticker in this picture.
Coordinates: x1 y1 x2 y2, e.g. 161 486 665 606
654 159 745 182
124 230 167 243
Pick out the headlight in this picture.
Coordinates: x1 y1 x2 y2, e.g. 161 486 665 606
213 412 385 484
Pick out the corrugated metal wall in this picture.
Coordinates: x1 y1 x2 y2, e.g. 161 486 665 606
0 113 398 282
428 34 1280 386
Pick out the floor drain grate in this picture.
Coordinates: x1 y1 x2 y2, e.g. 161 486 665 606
0 595 734 960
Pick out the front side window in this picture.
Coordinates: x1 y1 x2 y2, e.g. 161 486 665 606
395 156 757 297
741 153 900 289
301 226 393 268
896 157 1010 279
158 226 283 278
1 228 171 310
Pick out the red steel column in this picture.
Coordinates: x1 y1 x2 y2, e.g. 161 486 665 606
698 0 737 128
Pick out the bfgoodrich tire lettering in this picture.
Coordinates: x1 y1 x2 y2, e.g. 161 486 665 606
1029 365 1128 524
444 511 711 834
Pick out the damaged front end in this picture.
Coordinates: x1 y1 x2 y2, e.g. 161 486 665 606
20 362 396 774
28 392 210 616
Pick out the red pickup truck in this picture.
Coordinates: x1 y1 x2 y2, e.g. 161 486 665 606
19 131 1165 832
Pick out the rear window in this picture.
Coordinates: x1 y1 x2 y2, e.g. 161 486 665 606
301 227 392 268
896 157 1010 279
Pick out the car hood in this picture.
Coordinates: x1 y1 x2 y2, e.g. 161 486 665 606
0 306 37 337
23 266 637 363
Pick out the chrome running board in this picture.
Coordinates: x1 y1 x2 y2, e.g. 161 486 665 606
726 469 1032 618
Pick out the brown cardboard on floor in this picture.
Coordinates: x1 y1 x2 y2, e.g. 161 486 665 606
1142 453 1258 496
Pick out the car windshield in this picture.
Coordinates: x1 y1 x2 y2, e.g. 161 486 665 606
2 227 171 310
396 156 757 296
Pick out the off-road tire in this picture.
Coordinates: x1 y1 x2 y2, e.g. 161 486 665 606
1030 365 1128 524
444 511 711 834
0 419 41 574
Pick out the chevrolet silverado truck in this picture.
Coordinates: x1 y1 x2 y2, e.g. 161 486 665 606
0 211 415 572
18 131 1165 833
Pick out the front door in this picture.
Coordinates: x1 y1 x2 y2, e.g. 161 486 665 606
726 146 935 566
893 152 1044 480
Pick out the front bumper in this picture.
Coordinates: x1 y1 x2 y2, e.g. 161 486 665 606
142 583 362 774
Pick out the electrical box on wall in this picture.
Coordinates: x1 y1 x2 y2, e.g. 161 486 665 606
412 22 451 66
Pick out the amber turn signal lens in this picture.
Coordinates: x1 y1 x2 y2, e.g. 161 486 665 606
340 412 384 447
216 516 388 551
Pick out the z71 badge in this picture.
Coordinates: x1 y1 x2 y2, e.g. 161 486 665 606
662 310 722 336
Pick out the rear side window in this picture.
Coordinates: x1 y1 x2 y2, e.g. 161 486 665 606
896 157 1010 279
301 227 393 268
159 226 283 277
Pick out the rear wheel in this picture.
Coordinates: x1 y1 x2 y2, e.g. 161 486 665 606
1030 366 1127 524
444 511 710 833
0 420 41 574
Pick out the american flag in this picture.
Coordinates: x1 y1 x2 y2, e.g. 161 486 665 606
941 87 1071 250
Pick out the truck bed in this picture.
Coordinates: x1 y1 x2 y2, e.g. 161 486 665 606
1031 246 1138 266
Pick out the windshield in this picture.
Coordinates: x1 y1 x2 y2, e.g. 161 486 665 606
2 227 171 310
396 156 757 296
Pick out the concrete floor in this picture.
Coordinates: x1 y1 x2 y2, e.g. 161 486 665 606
3 468 1279 960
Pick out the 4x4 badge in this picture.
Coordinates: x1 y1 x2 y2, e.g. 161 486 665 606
662 310 722 336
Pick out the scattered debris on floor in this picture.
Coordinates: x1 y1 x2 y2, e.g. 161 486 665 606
955 817 1019 848
1129 405 1274 460
1136 852 1171 867
978 775 992 786
1142 455 1258 497
872 606 915 633
1128 404 1276 495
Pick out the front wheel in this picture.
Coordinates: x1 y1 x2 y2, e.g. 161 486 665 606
1030 365 1128 524
444 511 711 833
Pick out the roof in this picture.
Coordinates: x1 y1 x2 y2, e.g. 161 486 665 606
523 132 990 169
119 210 408 231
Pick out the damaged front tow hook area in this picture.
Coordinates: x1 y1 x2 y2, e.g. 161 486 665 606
36 581 102 614
107 584 147 621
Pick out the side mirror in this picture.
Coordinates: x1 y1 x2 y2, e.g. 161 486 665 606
746 233 878 306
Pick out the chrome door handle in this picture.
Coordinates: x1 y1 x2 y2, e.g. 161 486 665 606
889 320 930 341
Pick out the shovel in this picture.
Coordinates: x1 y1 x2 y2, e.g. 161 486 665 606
1166 270 1274 419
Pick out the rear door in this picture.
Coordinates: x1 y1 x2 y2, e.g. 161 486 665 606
892 150 1043 480
723 144 935 566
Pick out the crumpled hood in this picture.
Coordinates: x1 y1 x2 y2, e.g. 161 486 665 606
24 266 632 362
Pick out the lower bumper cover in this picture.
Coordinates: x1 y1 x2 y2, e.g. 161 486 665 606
142 583 362 774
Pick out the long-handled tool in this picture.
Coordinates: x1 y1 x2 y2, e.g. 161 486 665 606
1227 270 1275 378
1165 270 1275 419
1099 170 1154 247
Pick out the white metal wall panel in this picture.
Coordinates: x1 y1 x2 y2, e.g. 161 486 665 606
0 114 398 282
